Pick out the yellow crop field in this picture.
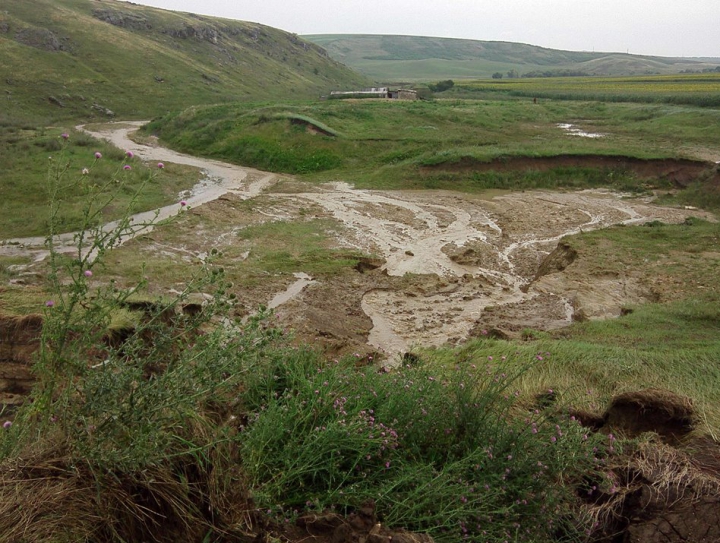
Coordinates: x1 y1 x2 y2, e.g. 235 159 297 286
458 73 720 106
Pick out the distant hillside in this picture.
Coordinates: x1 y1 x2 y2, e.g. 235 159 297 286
304 34 720 82
0 0 369 121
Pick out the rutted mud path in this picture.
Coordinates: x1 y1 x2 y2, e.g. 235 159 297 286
2 122 714 361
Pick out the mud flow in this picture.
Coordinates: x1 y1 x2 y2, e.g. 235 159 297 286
276 184 710 360
1 122 713 363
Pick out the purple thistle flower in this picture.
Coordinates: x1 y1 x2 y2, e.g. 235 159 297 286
3 421 12 429
84 270 93 277
180 200 188 207
61 133 69 140
45 300 55 307
94 151 102 159
157 162 165 169
123 165 131 171
125 150 134 158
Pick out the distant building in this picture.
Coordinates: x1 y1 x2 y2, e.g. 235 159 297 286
329 87 417 100
389 89 418 100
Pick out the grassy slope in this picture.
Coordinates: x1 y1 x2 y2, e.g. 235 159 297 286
0 0 369 122
304 34 720 82
0 0 370 239
144 98 720 192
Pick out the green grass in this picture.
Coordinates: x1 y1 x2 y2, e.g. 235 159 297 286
424 298 720 436
0 126 201 237
236 220 361 276
145 98 720 209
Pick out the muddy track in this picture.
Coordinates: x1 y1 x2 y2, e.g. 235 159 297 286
0 122 276 262
1 122 714 362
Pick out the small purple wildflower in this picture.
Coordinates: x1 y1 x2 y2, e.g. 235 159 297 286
2 421 12 429
125 150 134 158
61 133 69 140
157 162 165 169
180 200 187 207
123 165 131 171
45 300 55 308
84 270 93 278
94 151 102 159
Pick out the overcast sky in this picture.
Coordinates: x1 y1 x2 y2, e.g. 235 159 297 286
131 0 719 58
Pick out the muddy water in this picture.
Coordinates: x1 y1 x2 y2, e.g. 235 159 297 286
268 273 316 309
278 186 711 359
2 123 712 359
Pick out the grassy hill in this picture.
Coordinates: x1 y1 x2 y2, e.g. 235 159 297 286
0 0 369 123
304 34 720 82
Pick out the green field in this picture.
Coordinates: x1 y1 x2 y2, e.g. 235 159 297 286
143 94 720 208
304 34 720 82
454 73 720 107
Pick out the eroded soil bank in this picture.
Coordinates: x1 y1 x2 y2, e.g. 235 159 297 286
421 154 720 188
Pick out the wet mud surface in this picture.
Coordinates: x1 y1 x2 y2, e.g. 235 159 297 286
2 122 715 363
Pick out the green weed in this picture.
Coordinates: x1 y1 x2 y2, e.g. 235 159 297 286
241 352 607 542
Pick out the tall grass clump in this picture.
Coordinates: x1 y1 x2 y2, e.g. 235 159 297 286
240 353 610 542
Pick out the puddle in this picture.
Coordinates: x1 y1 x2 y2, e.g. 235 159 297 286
557 123 605 138
268 273 316 309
